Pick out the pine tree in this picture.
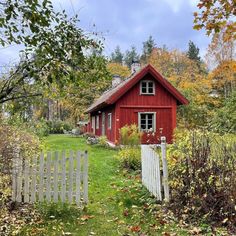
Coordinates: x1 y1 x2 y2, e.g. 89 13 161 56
124 46 139 68
111 46 123 63
141 35 156 63
187 41 201 63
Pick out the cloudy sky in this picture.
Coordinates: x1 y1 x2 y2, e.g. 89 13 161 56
0 0 211 71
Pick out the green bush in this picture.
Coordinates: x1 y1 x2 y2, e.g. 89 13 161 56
98 135 108 147
117 147 141 170
46 120 73 134
120 124 142 146
168 129 236 229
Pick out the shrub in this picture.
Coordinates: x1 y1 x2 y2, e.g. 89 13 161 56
46 120 73 134
117 147 141 170
168 129 236 230
98 136 108 147
120 124 142 146
0 124 41 175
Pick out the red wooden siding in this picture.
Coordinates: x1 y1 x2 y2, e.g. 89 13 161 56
115 74 177 143
87 68 186 144
90 105 116 143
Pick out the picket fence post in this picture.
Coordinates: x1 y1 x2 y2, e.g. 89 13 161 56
161 136 170 202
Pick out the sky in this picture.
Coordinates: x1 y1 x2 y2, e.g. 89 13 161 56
0 0 211 72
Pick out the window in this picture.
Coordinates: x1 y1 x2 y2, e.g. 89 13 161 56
140 80 155 95
107 113 112 129
96 115 99 129
138 112 156 132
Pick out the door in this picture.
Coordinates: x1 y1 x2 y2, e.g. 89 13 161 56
102 112 105 136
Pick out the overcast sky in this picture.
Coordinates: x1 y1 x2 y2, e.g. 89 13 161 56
0 0 211 72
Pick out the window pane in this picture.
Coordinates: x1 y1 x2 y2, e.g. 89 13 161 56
142 87 147 93
148 87 153 93
141 114 146 120
148 82 153 88
141 82 147 93
148 124 152 129
148 114 153 120
141 124 146 129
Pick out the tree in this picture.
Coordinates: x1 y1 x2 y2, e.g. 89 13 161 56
0 0 55 46
140 35 156 63
110 46 123 63
193 0 236 39
209 60 236 98
0 12 108 104
205 28 235 68
107 63 130 79
124 46 139 68
187 41 201 63
148 47 213 127
211 89 236 133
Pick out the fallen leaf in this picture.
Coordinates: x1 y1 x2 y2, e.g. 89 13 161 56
130 225 141 232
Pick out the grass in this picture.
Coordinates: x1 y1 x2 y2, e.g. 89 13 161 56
19 134 190 236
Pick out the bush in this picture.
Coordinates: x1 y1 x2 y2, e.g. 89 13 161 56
120 124 142 146
98 136 108 147
168 129 236 231
0 124 41 175
46 120 73 134
117 147 141 170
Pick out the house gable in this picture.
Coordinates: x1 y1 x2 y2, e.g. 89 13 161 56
107 64 188 105
86 64 189 113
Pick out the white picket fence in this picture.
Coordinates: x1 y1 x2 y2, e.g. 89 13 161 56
141 136 169 202
12 150 88 205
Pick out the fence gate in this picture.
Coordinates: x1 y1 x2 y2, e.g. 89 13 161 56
141 136 169 202
12 150 88 205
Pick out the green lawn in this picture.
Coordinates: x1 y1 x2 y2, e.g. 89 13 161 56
20 135 189 236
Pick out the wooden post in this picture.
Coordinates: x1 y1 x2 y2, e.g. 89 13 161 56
75 151 81 205
83 151 88 204
161 136 169 202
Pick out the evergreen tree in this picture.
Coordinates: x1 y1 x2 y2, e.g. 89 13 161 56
124 46 139 68
187 41 201 63
111 46 123 63
141 35 156 63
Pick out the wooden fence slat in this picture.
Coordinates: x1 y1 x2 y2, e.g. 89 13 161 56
53 151 59 202
16 156 22 202
38 153 44 202
24 158 30 203
12 156 17 201
61 151 66 202
68 151 74 203
161 137 170 202
30 156 37 202
46 152 51 201
83 151 88 204
75 151 81 205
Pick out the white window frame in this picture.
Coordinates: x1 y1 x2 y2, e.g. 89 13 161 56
138 112 156 132
107 113 112 130
140 80 155 95
96 115 99 129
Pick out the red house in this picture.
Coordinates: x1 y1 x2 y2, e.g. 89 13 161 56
86 64 188 144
